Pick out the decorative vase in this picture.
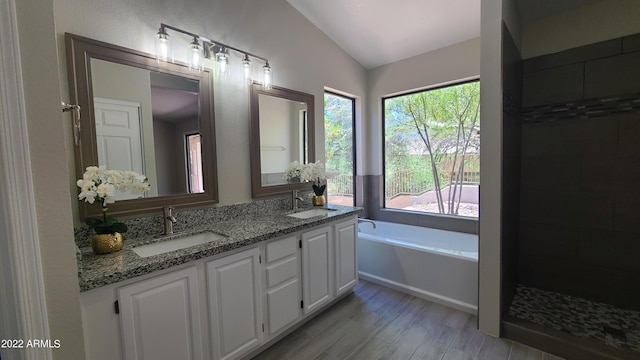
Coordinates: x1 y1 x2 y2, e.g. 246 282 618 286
288 176 301 183
91 232 123 255
312 195 326 206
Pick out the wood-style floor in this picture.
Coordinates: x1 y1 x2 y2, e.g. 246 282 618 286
253 280 564 360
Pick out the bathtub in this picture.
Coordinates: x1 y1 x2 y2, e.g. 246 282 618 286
357 220 478 314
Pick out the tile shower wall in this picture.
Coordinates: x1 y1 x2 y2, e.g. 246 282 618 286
519 33 640 310
501 22 523 316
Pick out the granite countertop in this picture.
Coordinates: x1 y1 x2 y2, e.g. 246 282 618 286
77 204 361 292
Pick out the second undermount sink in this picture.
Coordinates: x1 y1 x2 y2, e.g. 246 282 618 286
132 231 225 258
287 208 336 219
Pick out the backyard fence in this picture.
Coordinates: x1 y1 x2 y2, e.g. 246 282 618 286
327 174 353 196
385 169 431 199
451 171 480 185
385 169 479 199
326 170 479 199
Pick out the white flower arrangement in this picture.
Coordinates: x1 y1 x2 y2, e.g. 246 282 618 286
283 161 305 181
283 161 327 196
77 166 150 206
300 161 326 182
77 166 150 234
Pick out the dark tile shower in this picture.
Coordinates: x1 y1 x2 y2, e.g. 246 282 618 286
502 31 640 360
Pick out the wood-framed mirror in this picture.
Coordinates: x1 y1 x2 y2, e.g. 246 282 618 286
249 82 315 198
66 33 218 219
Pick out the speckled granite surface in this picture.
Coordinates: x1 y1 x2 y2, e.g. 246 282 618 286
76 202 361 292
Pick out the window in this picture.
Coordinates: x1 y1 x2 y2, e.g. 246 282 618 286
383 80 480 218
324 91 355 206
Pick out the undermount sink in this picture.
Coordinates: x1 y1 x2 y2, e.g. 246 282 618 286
287 208 336 219
132 232 225 258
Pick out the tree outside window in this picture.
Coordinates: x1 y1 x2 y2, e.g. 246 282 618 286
324 92 355 206
384 80 480 217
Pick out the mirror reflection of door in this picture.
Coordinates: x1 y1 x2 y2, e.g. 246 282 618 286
90 58 202 197
93 98 146 201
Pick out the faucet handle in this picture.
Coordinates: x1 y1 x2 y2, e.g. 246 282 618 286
163 206 176 220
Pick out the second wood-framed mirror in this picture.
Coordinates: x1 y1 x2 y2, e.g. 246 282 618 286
249 82 315 198
66 33 219 219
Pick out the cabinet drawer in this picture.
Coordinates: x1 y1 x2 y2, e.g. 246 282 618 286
266 257 297 288
266 235 298 263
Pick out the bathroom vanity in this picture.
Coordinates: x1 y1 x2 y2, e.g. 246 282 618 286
77 205 359 360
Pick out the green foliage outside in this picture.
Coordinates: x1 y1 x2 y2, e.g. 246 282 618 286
384 81 480 215
324 93 354 196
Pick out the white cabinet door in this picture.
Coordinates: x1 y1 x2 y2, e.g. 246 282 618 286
117 266 204 360
207 247 262 360
334 217 358 295
301 225 333 314
264 235 301 338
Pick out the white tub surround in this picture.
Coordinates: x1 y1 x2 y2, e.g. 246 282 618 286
358 220 478 314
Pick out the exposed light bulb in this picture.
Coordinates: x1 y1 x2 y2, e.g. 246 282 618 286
242 54 252 84
189 37 202 71
263 61 272 90
156 27 170 62
215 47 230 78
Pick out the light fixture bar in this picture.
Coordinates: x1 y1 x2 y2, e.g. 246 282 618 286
159 23 268 63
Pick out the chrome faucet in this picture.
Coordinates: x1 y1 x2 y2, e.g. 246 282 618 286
292 190 304 210
358 218 377 229
163 206 177 235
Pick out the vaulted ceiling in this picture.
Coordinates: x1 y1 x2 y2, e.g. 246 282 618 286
287 0 601 69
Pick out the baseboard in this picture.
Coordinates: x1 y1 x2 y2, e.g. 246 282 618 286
502 315 639 360
358 271 478 315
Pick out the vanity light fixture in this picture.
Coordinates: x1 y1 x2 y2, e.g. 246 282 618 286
188 37 203 72
262 61 272 90
215 47 230 78
155 27 170 62
155 23 272 88
242 54 252 84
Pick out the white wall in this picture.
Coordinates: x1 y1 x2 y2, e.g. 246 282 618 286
521 0 640 59
15 0 85 358
365 37 481 176
478 0 504 337
54 0 367 210
37 0 367 357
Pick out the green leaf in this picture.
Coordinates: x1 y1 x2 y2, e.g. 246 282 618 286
312 184 326 196
93 223 112 234
110 222 128 233
85 216 127 234
85 217 104 227
103 216 120 226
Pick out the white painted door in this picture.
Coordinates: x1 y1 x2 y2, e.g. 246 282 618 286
207 247 263 360
301 225 333 314
264 235 301 338
334 217 358 295
117 267 204 360
94 97 144 200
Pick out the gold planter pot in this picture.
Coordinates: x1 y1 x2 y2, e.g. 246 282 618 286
312 195 326 206
92 232 123 255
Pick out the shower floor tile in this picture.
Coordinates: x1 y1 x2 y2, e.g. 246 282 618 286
509 285 640 354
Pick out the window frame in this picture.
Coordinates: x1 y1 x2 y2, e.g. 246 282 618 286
380 79 480 234
324 90 357 206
